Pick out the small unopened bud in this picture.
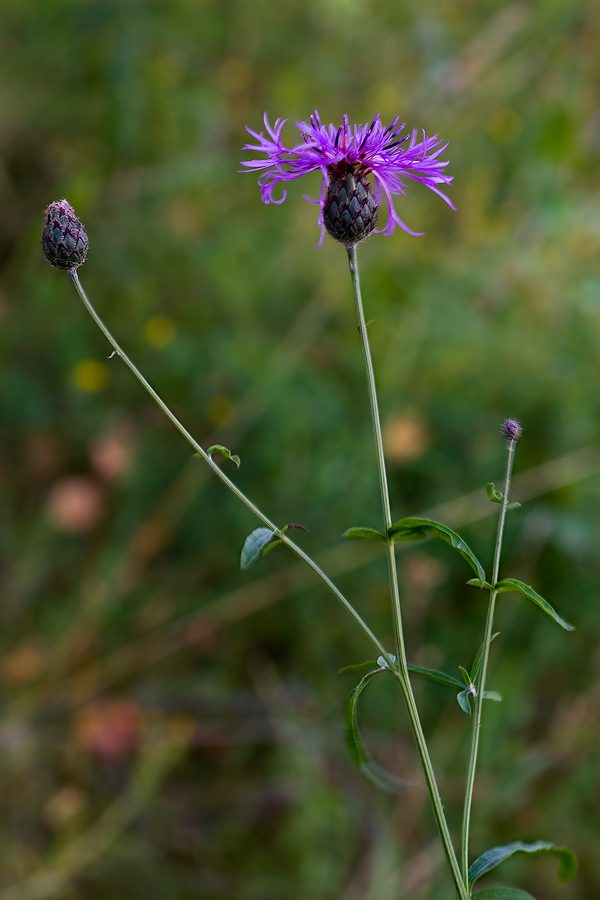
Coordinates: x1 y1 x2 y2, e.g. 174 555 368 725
501 418 522 442
323 162 378 245
42 200 88 270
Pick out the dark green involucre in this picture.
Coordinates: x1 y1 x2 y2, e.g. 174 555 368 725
42 199 89 270
323 162 378 245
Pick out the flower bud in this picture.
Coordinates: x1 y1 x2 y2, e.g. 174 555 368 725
323 162 379 245
42 200 88 270
501 418 522 442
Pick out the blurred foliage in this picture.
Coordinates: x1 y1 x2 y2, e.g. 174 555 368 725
1 0 600 897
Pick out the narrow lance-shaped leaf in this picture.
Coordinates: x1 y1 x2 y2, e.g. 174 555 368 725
472 889 534 899
205 445 241 467
407 663 465 690
470 632 500 683
338 661 377 674
240 527 278 569
343 526 387 543
459 665 471 686
343 656 464 690
494 579 575 631
468 840 578 886
346 668 412 794
388 517 486 583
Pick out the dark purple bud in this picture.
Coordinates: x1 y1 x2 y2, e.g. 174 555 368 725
501 418 522 442
42 200 89 270
323 162 379 245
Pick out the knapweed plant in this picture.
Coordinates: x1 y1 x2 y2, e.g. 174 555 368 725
42 110 577 900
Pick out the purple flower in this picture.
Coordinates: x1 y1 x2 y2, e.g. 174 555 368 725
241 111 454 245
501 418 523 442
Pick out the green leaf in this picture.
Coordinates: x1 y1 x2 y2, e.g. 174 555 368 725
406 663 465 690
262 538 283 556
377 654 396 670
346 668 411 794
470 633 500 683
468 578 494 590
457 689 472 714
494 578 575 631
388 518 486 583
389 529 427 543
375 654 465 690
459 665 471 686
205 444 241 467
343 526 387 543
472 889 535 899
483 691 502 701
338 660 378 674
240 527 278 569
487 482 503 503
507 501 522 510
468 840 578 885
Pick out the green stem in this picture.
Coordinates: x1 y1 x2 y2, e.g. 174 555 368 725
461 438 517 888
69 269 387 661
346 245 469 900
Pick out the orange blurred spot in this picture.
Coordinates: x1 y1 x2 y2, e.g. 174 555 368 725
46 477 105 533
74 699 142 762
384 412 428 463
205 395 235 427
3 642 44 684
91 425 136 480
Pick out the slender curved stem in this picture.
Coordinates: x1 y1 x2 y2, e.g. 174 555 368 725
69 269 387 660
346 245 469 900
461 438 517 887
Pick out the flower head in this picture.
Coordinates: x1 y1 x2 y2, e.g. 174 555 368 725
42 200 89 270
501 418 523 442
241 111 454 245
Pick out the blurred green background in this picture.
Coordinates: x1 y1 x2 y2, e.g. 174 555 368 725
1 0 600 897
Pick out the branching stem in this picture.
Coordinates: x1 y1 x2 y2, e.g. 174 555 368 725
461 438 517 887
346 244 469 900
69 269 387 661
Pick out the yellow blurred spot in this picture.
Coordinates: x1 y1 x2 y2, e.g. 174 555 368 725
145 316 177 348
73 359 110 392
218 58 252 95
167 200 203 237
488 108 522 143
366 83 403 119
205 395 235 427
168 714 197 746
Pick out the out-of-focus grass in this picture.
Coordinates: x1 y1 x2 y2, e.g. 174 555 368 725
1 0 600 897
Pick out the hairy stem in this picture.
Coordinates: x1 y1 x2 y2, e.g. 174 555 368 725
69 269 387 660
346 245 468 900
461 438 517 887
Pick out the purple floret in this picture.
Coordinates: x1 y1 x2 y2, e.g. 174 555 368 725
241 111 454 245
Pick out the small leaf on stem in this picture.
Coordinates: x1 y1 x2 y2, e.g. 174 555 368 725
459 665 471 686
343 526 387 542
338 661 378 674
205 445 241 467
388 517 486 583
470 632 500 683
468 840 577 885
472 889 535 899
457 689 472 714
487 482 503 503
346 668 411 794
494 578 575 631
240 527 278 569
